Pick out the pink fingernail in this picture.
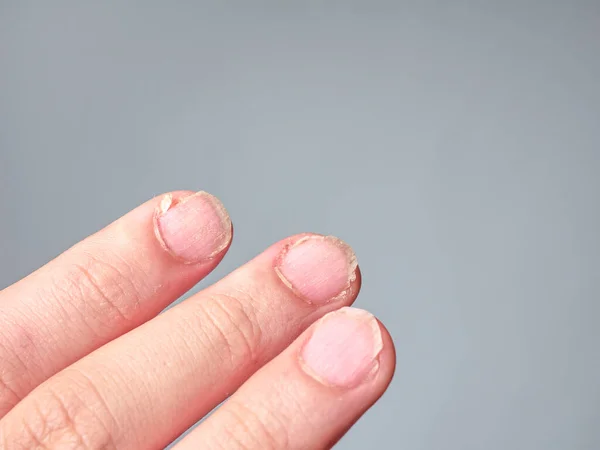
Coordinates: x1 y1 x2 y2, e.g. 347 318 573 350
274 235 358 305
154 192 232 264
300 307 383 388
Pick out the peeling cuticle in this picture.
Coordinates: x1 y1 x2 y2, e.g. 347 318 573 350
158 193 174 215
274 235 358 305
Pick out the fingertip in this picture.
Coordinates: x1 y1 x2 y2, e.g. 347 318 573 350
153 191 233 265
274 235 358 305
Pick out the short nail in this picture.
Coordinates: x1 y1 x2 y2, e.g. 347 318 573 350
300 307 383 388
274 235 358 304
154 192 232 264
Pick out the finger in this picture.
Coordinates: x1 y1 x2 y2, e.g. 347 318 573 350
0 190 232 417
0 234 360 449
177 307 396 450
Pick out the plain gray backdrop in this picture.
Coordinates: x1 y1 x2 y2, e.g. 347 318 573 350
1 2 599 449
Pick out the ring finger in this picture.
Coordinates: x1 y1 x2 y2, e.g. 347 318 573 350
177 307 396 450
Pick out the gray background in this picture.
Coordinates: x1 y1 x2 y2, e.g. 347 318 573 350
1 2 599 449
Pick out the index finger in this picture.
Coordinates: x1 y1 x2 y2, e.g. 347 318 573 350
0 190 232 417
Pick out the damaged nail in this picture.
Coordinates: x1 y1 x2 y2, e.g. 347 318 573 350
300 307 383 388
154 191 232 264
275 235 358 305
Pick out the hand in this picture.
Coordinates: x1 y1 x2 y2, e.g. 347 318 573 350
0 191 395 449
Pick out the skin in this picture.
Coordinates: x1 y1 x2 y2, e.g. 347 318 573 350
0 191 396 449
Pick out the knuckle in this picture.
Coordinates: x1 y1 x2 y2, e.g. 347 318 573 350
193 290 263 369
58 251 143 330
3 378 116 450
223 400 289 450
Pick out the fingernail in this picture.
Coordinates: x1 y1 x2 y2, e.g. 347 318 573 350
154 192 232 264
300 307 383 388
274 235 358 304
